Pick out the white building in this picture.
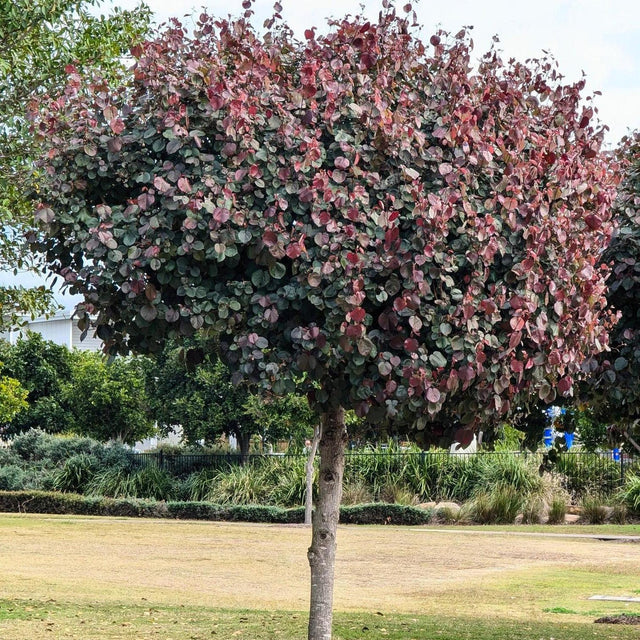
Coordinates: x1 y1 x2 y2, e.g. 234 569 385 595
0 269 102 350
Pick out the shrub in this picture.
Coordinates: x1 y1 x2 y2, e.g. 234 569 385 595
205 464 270 505
547 496 567 524
555 453 621 498
521 495 545 524
466 486 524 524
611 503 627 524
476 455 543 496
0 465 28 491
50 454 98 493
580 494 608 524
341 478 373 505
263 456 310 508
184 468 216 502
435 505 459 524
378 480 419 506
87 465 177 500
339 503 432 526
617 473 640 513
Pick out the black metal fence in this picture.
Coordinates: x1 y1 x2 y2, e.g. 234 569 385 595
127 449 639 499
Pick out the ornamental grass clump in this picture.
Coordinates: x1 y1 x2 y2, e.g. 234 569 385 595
617 473 640 514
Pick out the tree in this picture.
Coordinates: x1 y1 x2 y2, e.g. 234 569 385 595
30 5 620 638
0 333 75 436
0 0 150 328
579 131 640 452
0 370 28 429
243 390 317 450
65 350 154 444
145 336 315 456
144 337 258 456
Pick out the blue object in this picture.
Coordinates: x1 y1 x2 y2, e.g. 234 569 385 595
613 447 620 461
564 432 574 449
543 427 554 447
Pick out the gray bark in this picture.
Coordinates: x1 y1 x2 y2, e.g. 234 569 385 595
304 424 321 526
307 406 346 640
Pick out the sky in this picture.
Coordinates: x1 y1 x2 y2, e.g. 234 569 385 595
3 0 638 304
97 0 640 147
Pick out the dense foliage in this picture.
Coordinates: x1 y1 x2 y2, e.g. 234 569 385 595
0 0 150 328
0 334 153 443
581 132 640 439
30 6 619 446
0 333 74 436
67 351 154 444
144 336 316 455
0 370 28 425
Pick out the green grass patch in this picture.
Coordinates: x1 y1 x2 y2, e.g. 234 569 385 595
2 599 640 640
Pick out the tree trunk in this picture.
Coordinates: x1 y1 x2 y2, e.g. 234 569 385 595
304 424 321 526
307 406 346 640
233 427 251 465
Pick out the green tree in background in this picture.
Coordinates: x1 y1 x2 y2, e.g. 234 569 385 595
0 0 150 328
0 333 74 436
65 351 154 445
0 369 28 428
145 337 315 457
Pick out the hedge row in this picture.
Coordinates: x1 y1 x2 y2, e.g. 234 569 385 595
0 491 434 525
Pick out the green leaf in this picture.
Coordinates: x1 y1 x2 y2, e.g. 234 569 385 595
269 262 286 279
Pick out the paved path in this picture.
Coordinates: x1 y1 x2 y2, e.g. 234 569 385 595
413 528 640 542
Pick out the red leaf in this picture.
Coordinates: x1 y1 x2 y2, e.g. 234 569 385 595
426 387 440 403
510 316 526 332
177 177 191 193
109 118 125 135
346 252 359 265
349 307 366 323
454 428 474 447
558 376 573 395
286 243 301 259
262 230 277 247
393 298 407 312
584 214 602 230
213 208 230 223
404 338 419 353
304 28 315 40
510 359 523 373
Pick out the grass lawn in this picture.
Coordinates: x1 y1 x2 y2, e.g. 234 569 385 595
0 513 639 639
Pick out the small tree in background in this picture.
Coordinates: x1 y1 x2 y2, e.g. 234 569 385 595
580 132 640 452
0 333 74 436
0 370 28 429
66 351 154 445
144 336 259 457
30 4 620 638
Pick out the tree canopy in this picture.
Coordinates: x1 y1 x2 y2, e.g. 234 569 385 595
0 332 74 436
32 7 618 439
0 0 150 328
579 132 640 441
66 350 154 444
29 5 622 637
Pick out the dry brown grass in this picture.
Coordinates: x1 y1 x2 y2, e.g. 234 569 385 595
1 513 639 621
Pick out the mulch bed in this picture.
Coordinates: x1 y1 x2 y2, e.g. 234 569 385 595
594 615 640 625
